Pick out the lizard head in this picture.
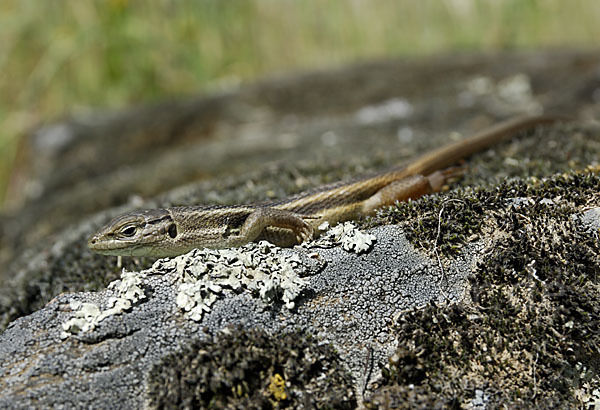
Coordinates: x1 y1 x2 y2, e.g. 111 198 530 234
88 209 177 257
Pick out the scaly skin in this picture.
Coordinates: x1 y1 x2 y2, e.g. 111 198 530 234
88 115 566 257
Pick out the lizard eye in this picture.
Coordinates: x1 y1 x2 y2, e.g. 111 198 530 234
120 225 137 237
168 223 177 238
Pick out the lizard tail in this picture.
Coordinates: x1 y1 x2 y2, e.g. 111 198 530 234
404 114 571 176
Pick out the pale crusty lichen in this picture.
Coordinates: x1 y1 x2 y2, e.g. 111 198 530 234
309 221 376 253
61 270 146 336
165 222 377 322
154 241 307 322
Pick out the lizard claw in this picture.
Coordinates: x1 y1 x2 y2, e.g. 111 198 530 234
296 219 315 243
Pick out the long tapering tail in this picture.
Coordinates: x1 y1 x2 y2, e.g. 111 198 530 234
404 114 570 176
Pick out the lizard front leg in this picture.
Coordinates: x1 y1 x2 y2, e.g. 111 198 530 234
224 207 315 247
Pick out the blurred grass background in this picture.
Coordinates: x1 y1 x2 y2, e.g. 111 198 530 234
1 0 599 207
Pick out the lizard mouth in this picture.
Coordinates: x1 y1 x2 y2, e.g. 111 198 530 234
88 233 143 256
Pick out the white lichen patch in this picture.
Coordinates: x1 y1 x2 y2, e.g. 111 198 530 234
61 270 146 337
573 206 600 232
153 241 307 322
307 221 376 254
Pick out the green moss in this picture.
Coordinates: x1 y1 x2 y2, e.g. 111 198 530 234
146 327 356 409
367 172 600 408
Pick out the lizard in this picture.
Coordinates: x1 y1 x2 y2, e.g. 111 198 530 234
88 115 565 257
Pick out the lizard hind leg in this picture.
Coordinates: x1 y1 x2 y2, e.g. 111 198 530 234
233 207 315 247
427 165 466 192
361 166 466 215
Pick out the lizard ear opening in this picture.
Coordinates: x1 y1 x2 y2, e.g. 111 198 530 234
168 224 178 238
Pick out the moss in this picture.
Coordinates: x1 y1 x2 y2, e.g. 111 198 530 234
146 327 356 409
377 171 600 257
375 187 485 257
367 172 600 408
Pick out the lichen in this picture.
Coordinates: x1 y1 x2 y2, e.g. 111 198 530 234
61 270 146 336
149 222 377 323
152 241 308 322
268 373 287 402
308 221 377 254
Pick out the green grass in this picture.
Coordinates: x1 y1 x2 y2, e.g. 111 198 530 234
1 0 599 207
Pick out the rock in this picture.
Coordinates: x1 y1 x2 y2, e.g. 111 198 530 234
0 225 475 408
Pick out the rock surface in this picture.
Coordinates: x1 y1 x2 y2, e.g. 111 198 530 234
0 225 476 408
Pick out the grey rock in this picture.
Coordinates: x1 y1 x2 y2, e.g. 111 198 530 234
0 225 474 408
